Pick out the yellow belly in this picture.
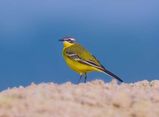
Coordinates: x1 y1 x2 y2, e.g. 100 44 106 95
64 56 95 74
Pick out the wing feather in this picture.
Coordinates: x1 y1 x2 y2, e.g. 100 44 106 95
65 44 105 71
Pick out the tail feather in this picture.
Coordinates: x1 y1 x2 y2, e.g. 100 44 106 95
100 66 123 82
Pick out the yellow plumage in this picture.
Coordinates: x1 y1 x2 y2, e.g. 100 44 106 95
63 42 102 74
59 37 123 83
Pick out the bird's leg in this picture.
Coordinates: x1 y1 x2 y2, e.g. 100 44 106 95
84 73 87 83
77 74 83 84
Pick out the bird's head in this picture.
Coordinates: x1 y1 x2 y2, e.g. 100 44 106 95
59 37 76 48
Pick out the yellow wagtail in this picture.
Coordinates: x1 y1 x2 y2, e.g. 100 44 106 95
59 37 123 83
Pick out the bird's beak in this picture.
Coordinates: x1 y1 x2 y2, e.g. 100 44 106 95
59 39 64 42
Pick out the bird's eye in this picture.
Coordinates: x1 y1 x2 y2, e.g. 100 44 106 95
68 39 74 43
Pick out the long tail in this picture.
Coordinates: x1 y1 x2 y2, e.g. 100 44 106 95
100 66 123 82
76 56 123 82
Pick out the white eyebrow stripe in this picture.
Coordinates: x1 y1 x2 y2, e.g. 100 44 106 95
68 38 75 41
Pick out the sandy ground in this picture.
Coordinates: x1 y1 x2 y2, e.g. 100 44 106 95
0 80 159 117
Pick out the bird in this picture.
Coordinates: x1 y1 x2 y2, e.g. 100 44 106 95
59 37 123 83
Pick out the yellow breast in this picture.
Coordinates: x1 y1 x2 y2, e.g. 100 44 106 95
63 55 94 74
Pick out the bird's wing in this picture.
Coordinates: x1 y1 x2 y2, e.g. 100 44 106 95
64 43 105 71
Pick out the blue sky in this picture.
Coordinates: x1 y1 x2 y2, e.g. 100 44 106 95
0 0 159 90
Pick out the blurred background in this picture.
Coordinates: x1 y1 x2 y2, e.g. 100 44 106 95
0 0 159 90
